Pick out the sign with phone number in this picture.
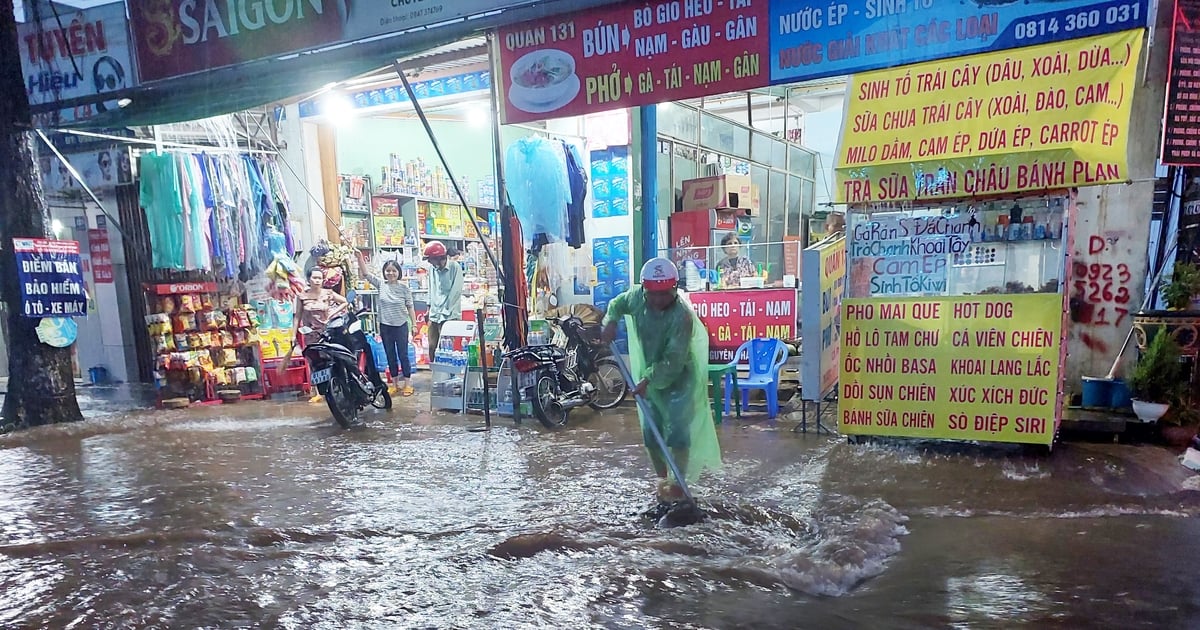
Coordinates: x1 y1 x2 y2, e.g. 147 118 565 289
770 0 1149 84
689 288 797 363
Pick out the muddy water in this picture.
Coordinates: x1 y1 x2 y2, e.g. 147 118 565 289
0 397 1198 629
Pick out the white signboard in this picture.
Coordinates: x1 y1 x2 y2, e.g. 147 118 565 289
18 2 133 124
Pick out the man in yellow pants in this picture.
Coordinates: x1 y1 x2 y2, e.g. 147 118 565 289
601 257 722 501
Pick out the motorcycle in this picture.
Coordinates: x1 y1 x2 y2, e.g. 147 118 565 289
506 314 628 429
301 306 391 428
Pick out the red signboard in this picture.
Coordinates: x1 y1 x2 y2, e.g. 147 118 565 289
128 2 343 82
496 0 770 124
689 288 797 363
87 229 113 284
130 1 541 83
150 282 219 296
1163 0 1200 165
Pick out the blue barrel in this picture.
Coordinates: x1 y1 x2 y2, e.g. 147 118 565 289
1080 376 1113 408
1109 379 1132 409
88 366 110 385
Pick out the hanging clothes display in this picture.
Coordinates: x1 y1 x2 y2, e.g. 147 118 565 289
137 151 299 283
139 152 186 270
561 140 588 249
504 137 570 246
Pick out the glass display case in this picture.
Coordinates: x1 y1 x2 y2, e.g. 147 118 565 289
845 195 1067 300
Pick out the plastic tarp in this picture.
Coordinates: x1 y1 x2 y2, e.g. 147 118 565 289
618 292 721 484
505 137 569 245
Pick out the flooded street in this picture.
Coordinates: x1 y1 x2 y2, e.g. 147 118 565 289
1 391 1199 629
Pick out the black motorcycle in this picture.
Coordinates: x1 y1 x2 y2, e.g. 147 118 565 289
507 315 628 428
302 307 391 428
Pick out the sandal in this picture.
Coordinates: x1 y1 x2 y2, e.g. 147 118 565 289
402 386 415 397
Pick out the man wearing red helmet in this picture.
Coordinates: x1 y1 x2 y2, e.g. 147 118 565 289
601 257 722 501
423 241 463 363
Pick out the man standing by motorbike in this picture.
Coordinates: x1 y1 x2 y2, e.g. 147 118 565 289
600 257 722 501
423 241 463 364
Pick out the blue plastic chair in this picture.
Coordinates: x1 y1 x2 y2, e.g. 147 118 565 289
724 338 789 419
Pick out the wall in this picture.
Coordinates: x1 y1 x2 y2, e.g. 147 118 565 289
1064 5 1170 386
276 104 322 251
335 117 498 204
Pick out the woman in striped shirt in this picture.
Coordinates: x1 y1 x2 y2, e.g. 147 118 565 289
358 253 417 396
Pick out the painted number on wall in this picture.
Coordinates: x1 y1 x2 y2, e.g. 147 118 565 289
1071 235 1132 328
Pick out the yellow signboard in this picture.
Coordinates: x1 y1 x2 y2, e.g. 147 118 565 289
838 294 1061 445
801 235 845 401
835 29 1143 204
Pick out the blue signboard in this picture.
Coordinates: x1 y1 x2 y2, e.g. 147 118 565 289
14 238 87 318
769 0 1150 84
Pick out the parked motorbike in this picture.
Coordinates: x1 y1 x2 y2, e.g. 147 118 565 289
507 315 628 428
301 306 391 428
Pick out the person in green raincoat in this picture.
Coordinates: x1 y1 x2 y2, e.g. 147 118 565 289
601 257 722 501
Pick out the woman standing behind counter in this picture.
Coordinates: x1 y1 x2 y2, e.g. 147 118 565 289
357 252 417 396
716 234 756 289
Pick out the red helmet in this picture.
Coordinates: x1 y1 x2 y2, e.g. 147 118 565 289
640 257 679 291
423 241 447 258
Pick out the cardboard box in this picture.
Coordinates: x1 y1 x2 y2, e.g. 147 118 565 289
681 175 761 213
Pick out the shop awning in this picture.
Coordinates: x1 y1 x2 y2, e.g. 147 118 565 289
43 0 624 129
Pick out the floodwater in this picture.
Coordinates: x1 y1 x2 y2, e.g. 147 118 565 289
1 387 1199 629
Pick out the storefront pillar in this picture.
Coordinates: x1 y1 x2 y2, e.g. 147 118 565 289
316 124 341 242
638 106 658 268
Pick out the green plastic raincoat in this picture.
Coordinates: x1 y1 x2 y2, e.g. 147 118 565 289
603 287 722 483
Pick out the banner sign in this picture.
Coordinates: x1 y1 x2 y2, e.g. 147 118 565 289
800 235 845 401
834 29 1143 204
88 229 114 284
1163 0 1200 165
770 0 1149 84
689 288 797 363
131 1 529 82
495 0 770 124
14 239 87 318
839 294 1061 445
39 146 133 197
18 3 134 124
847 210 980 297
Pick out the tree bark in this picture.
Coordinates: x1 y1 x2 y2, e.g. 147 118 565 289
0 3 83 427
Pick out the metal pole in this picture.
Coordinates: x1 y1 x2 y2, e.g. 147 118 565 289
392 62 504 285
484 32 525 423
477 307 491 429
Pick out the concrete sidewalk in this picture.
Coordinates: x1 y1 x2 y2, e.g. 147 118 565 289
0 378 156 420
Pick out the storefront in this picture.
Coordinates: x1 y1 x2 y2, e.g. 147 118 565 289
835 29 1145 445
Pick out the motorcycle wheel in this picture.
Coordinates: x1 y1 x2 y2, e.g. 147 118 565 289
531 373 570 429
587 357 629 410
326 369 360 429
372 384 392 410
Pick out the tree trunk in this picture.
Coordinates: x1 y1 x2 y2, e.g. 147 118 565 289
0 4 82 427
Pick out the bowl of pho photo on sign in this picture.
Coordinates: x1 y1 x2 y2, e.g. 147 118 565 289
509 49 580 113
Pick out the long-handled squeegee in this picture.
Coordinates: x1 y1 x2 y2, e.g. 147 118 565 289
609 344 694 503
